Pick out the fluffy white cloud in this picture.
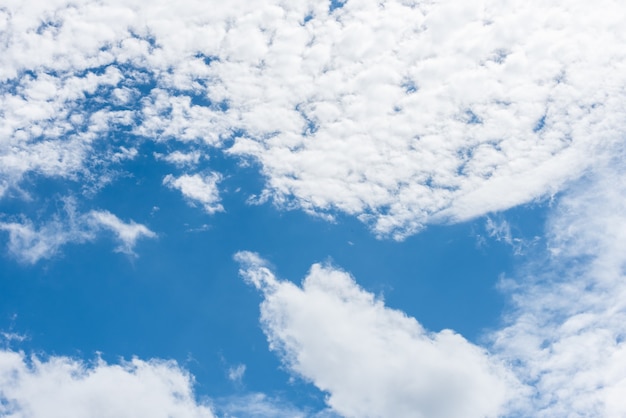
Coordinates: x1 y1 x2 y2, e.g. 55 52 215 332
2 0 624 238
492 160 626 417
0 202 156 263
163 173 223 214
235 251 520 418
0 349 215 418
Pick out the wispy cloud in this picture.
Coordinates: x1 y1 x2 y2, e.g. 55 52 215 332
154 150 203 167
483 216 538 255
492 160 626 417
0 201 156 263
88 210 157 255
226 364 246 384
215 393 322 418
216 393 339 418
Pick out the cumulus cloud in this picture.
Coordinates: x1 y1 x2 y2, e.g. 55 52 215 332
1 0 624 239
0 349 215 418
163 173 223 214
0 202 156 263
235 251 520 418
492 160 626 417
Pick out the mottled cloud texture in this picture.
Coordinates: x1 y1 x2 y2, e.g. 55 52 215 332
1 0 626 416
2 0 624 237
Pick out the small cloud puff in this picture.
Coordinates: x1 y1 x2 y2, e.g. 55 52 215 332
163 173 224 215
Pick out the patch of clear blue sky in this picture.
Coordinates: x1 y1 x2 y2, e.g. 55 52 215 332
0 140 549 410
329 0 346 12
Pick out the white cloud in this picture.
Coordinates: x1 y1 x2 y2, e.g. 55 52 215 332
2 0 624 239
483 216 536 255
110 146 138 163
220 0 626 237
485 217 514 246
235 251 521 418
232 157 626 418
226 364 246 384
2 3 626 415
0 349 215 418
0 199 95 263
0 202 156 263
216 393 318 418
0 58 130 197
492 160 626 417
88 210 157 255
154 150 203 167
0 332 28 344
163 173 223 214
0 220 85 264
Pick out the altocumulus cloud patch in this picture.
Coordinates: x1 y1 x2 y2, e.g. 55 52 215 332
1 0 624 237
0 0 625 417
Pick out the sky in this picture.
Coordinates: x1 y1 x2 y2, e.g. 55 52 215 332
0 0 625 417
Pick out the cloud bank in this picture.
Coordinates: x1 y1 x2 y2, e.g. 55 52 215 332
2 0 624 238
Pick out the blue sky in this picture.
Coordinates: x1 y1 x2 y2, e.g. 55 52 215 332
1 1 625 417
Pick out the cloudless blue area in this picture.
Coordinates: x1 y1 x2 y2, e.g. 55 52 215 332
0 138 550 410
329 0 346 12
